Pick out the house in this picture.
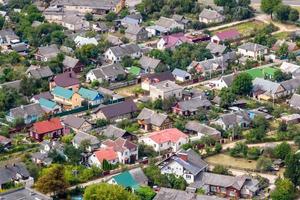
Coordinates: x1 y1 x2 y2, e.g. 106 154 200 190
6 103 45 124
0 135 11 149
272 40 298 53
189 172 260 199
12 42 28 54
86 63 127 83
50 71 80 91
172 68 192 82
0 163 33 189
185 121 221 141
211 29 240 44
107 168 148 191
0 187 52 200
92 22 109 33
125 25 148 42
281 78 300 95
158 149 208 184
104 43 142 63
121 13 143 26
43 6 64 23
30 118 65 141
157 33 191 50
72 131 100 151
137 108 172 131
138 55 161 73
172 14 190 26
31 91 53 103
182 88 207 100
52 86 83 110
281 113 300 124
78 87 103 105
63 115 92 132
50 0 125 14
88 147 119 167
63 56 84 73
102 125 137 141
289 93 300 110
211 73 237 90
199 8 224 24
74 36 98 47
149 80 183 100
38 98 61 114
280 62 300 77
173 97 211 116
107 34 123 46
35 44 60 61
139 128 188 152
212 111 251 130
0 29 20 46
153 188 226 200
92 100 138 122
101 137 138 164
141 71 175 91
0 80 21 91
26 65 53 79
206 42 227 56
61 14 89 31
238 42 268 60
155 16 185 32
252 78 285 100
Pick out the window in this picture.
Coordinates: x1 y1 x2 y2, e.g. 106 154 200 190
185 175 191 179
210 186 217 192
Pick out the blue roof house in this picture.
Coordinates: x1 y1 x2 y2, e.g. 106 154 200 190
39 98 61 113
78 87 103 106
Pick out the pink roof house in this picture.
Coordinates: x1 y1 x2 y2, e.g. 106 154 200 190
211 29 240 44
157 33 192 50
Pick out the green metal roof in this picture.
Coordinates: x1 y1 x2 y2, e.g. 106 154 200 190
52 86 74 99
78 87 100 101
112 171 139 190
129 66 141 76
39 98 57 109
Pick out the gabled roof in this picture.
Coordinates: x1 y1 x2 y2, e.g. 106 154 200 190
74 36 98 46
161 33 191 49
252 78 282 95
102 137 137 152
108 43 141 57
10 103 44 119
32 91 53 101
125 25 146 35
148 128 188 144
142 71 175 82
39 98 58 109
72 131 100 146
27 66 53 79
32 118 63 134
280 78 300 91
206 42 226 55
289 93 300 108
156 17 180 29
0 187 53 200
51 0 120 9
53 71 80 87
90 63 126 79
78 87 101 101
0 80 21 90
0 163 30 185
37 44 60 58
199 8 224 20
138 55 161 70
63 115 87 129
137 108 169 126
220 73 236 87
0 135 11 146
215 29 240 41
185 121 220 137
94 147 118 162
280 62 300 74
95 100 137 119
63 56 80 69
238 42 268 52
52 86 74 99
176 97 211 112
172 68 191 78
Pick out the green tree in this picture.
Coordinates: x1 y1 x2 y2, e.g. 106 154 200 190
294 135 300 147
231 73 253 95
0 16 5 29
252 115 269 131
138 144 158 158
219 88 236 108
214 142 222 153
289 8 299 21
136 186 156 200
230 142 248 158
212 165 231 175
64 144 82 164
85 13 93 21
144 165 170 187
284 153 300 186
276 43 289 58
84 183 139 200
256 156 273 172
274 142 291 160
247 147 261 160
35 165 69 195
105 12 117 22
261 0 282 18
168 174 187 190
274 4 291 21
271 178 295 200
102 159 112 171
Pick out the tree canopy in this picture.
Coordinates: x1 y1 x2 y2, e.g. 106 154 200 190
231 73 253 95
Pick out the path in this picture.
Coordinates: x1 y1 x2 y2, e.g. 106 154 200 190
222 140 294 150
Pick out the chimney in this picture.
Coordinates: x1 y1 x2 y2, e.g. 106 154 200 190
178 152 188 161
165 82 169 87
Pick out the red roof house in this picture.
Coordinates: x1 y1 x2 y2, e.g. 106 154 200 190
211 29 240 44
157 33 192 50
89 147 119 168
30 118 65 141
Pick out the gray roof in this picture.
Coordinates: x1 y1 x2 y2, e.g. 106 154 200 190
107 34 123 46
11 42 27 52
0 80 21 90
177 98 211 112
252 78 282 95
137 108 168 126
238 42 268 52
138 55 161 70
206 42 226 55
0 187 52 200
185 121 220 137
51 0 120 9
63 115 87 129
109 43 141 57
63 56 80 69
102 125 127 138
72 131 100 146
156 17 179 29
290 93 300 108
9 103 45 119
126 13 142 21
199 8 224 20
128 167 148 185
220 73 236 87
280 78 300 91
37 44 60 58
26 66 53 79
91 63 126 79
172 68 191 78
0 163 30 185
125 25 145 35
151 80 183 92
219 111 251 126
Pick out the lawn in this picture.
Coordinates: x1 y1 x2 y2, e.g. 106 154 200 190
246 67 279 79
273 32 291 40
213 20 266 36
205 153 257 170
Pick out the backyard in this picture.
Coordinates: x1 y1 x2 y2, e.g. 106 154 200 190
114 84 142 97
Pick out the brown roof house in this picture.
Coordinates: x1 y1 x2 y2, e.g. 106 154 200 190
92 100 138 122
185 121 221 141
50 71 80 92
63 56 84 74
137 108 172 131
62 115 92 132
102 125 137 141
141 71 175 91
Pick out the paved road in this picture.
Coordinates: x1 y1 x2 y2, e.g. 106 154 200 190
251 0 300 6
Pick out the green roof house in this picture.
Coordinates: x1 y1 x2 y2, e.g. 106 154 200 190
39 97 61 113
78 87 103 105
52 86 83 110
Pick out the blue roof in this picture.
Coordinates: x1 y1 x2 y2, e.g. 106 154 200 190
78 87 102 101
39 98 57 109
172 68 191 78
52 86 74 99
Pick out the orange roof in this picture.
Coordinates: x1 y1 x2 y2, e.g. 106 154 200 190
32 118 63 134
148 128 188 144
94 147 118 162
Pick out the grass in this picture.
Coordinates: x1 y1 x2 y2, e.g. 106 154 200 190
246 67 279 79
213 20 266 36
273 32 291 40
205 153 257 170
114 84 141 97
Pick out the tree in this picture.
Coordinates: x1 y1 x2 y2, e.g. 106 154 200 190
252 115 269 131
35 165 69 195
212 165 231 175
274 4 291 21
289 8 299 21
273 70 292 82
0 16 5 29
102 159 112 171
294 135 300 147
274 142 291 160
136 186 156 200
247 147 261 160
231 73 253 95
138 144 158 158
144 165 170 187
271 179 295 200
85 13 93 21
168 174 187 190
276 43 289 58
84 183 139 200
284 153 300 186
256 156 273 172
277 121 287 132
64 144 82 164
121 56 133 68
214 142 222 153
105 12 117 22
246 126 266 142
230 142 248 158
219 88 236 108
261 0 282 18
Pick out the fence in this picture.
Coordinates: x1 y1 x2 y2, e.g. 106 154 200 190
108 79 138 90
